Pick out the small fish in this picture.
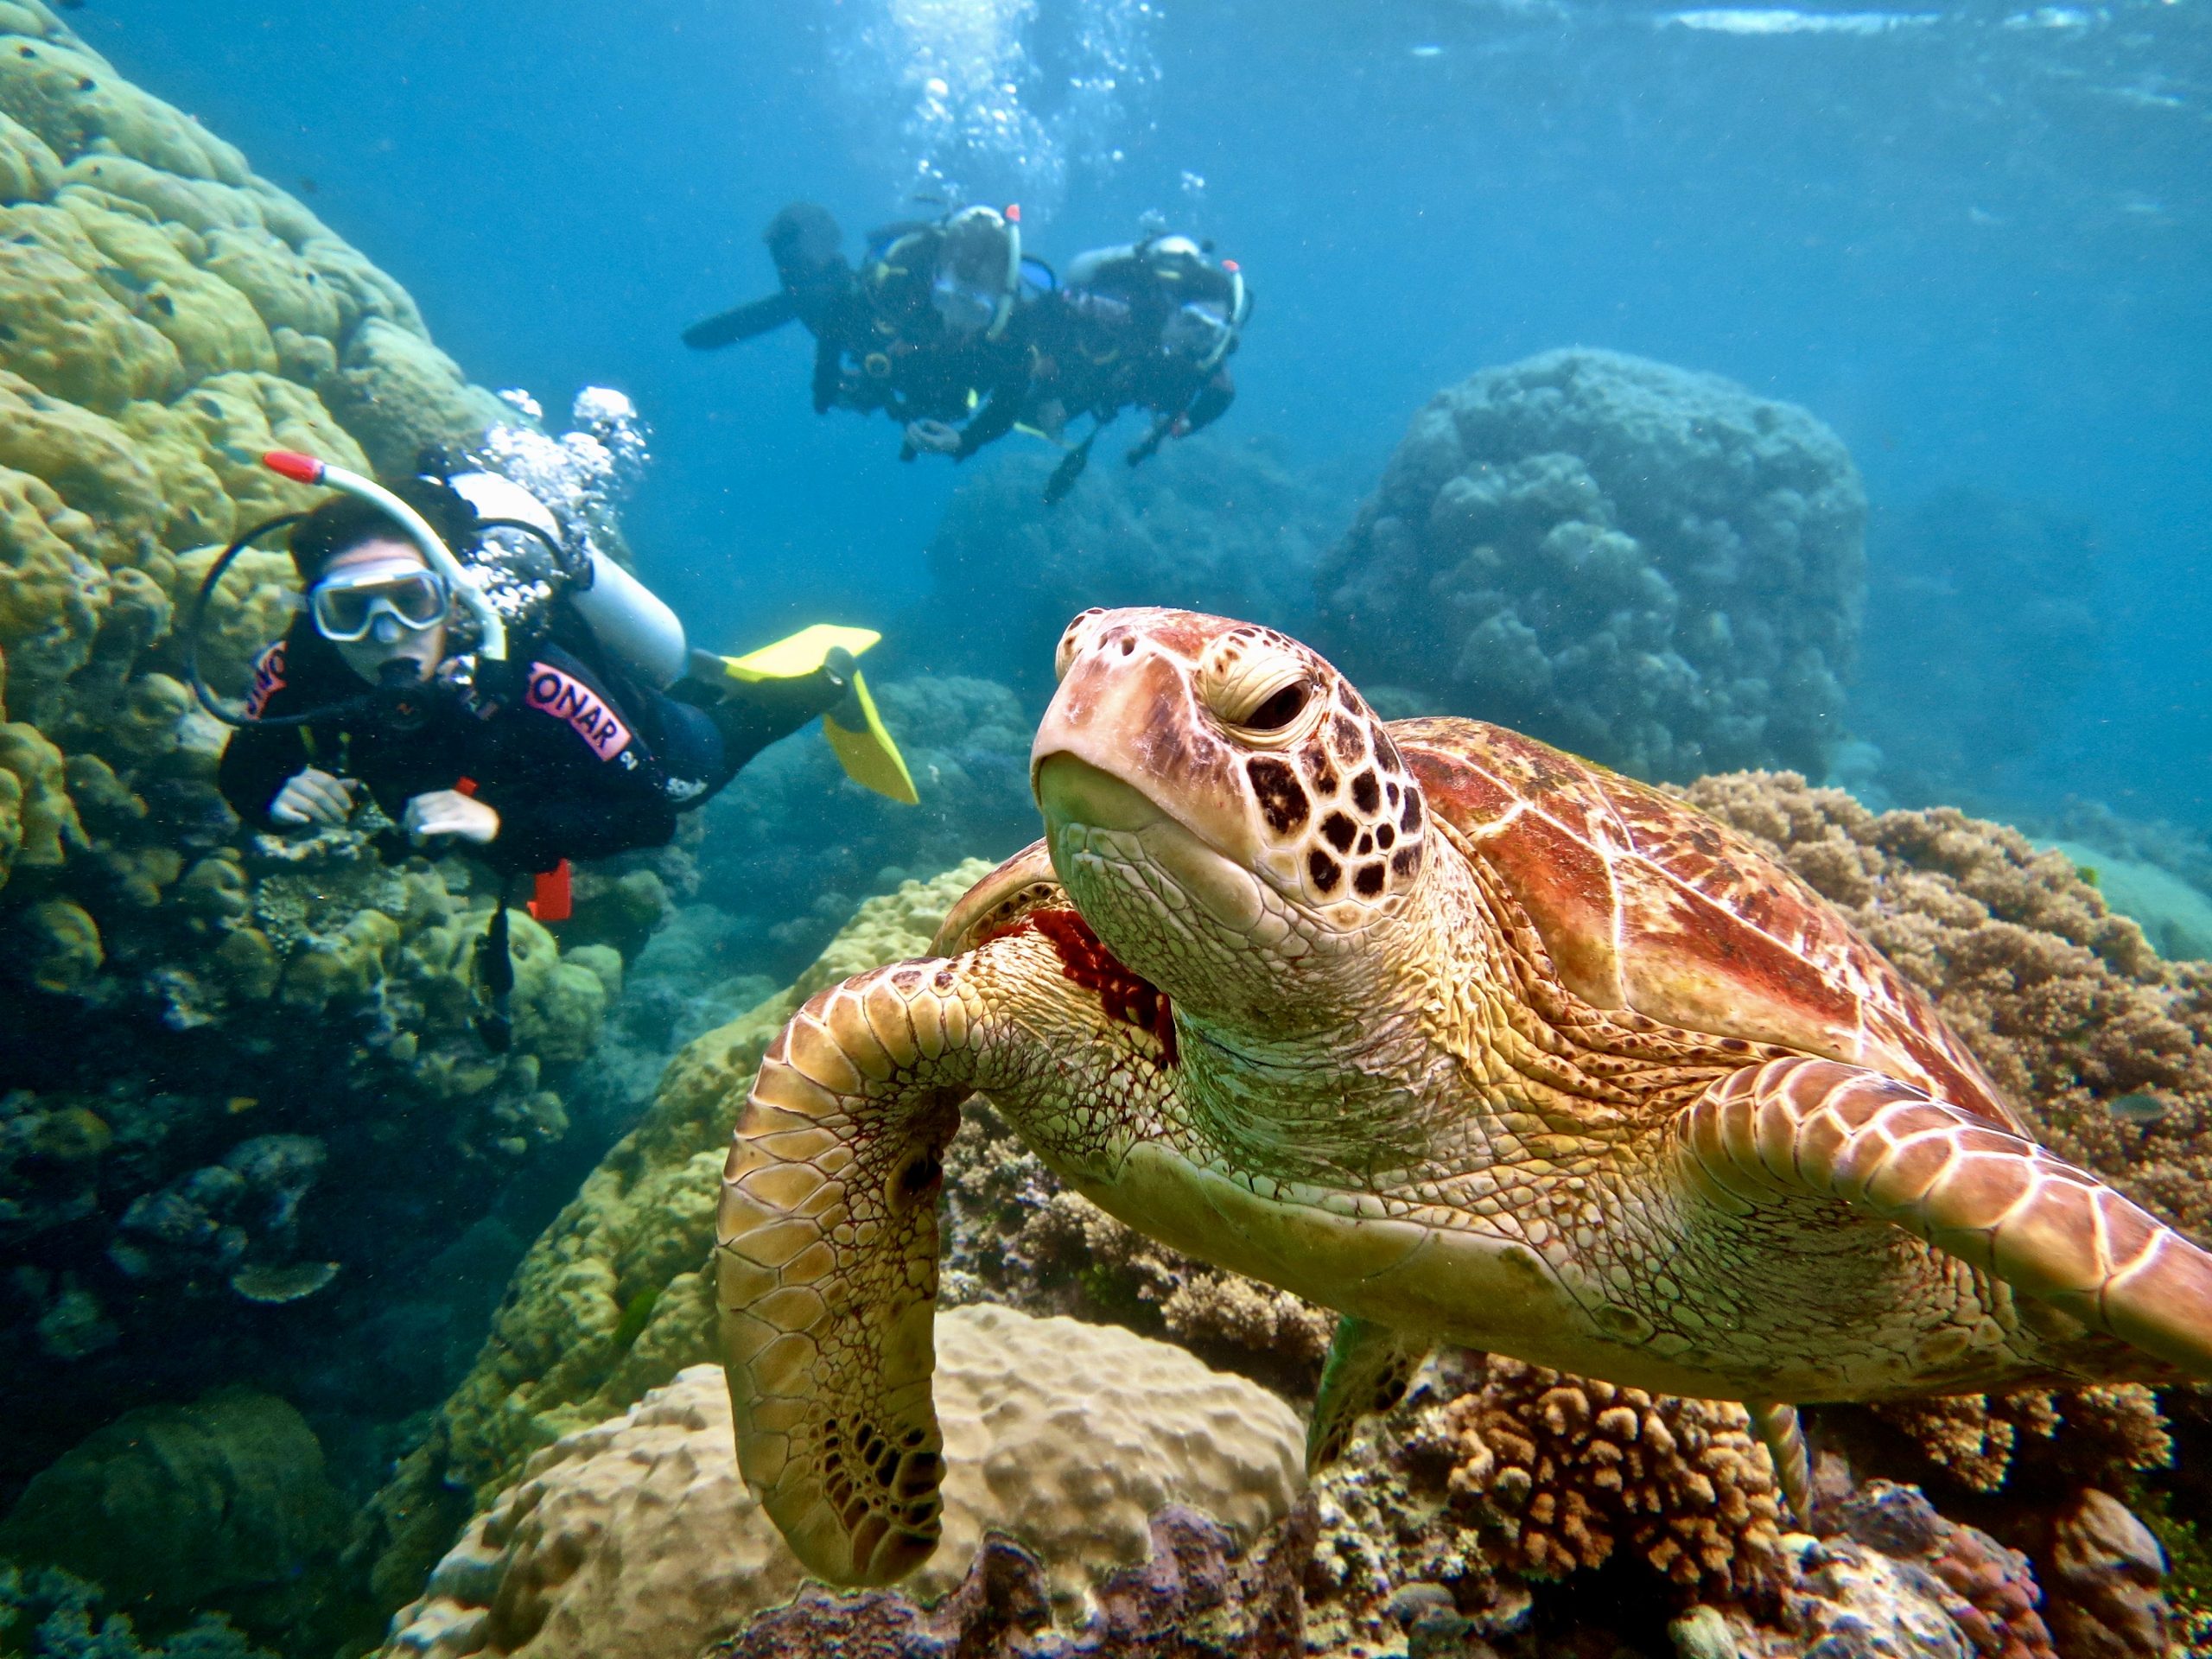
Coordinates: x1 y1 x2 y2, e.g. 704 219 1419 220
227 1096 258 1114
2107 1092 2167 1125
1410 43 1444 57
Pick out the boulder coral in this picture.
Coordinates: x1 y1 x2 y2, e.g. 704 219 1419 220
378 1310 1304 1659
1316 348 1866 780
0 3 620 1508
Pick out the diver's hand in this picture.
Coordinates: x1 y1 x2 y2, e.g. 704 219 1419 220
904 419 963 456
270 768 356 827
403 790 500 846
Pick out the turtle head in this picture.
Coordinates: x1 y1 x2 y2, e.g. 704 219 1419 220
1033 607 1427 1027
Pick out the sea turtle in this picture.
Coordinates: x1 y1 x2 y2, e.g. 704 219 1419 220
716 607 2212 1587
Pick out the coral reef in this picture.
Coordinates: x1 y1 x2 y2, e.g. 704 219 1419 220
938 1097 1337 1396
1676 771 2212 1243
690 671 1042 978
1316 348 1866 780
709 1505 1313 1659
0 1387 344 1633
0 3 656 1522
1440 1357 1782 1595
349 866 997 1609
378 1309 1304 1659
911 435 1350 698
0 1564 275 1659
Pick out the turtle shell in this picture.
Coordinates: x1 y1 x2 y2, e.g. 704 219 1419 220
1395 718 2024 1134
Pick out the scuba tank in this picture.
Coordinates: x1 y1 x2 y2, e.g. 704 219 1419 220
443 470 690 688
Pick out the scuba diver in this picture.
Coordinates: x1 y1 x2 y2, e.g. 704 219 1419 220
1029 232 1251 504
683 200 1042 465
202 451 916 1046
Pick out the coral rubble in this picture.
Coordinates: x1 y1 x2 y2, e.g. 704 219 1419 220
1316 348 1866 780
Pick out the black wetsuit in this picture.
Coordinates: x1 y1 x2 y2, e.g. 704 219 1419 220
1028 269 1237 454
217 624 826 874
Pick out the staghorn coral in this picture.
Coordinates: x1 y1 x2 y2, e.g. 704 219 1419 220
377 1311 1304 1659
1317 348 1866 781
1440 1356 1783 1596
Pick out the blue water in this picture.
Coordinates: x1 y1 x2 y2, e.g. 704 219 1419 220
79 0 2212 822
9 6 2212 1650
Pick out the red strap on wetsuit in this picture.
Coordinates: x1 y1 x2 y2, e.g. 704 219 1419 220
454 777 572 923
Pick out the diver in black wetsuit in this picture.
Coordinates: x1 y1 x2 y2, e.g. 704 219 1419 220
683 200 1039 465
1027 232 1251 503
214 460 925 863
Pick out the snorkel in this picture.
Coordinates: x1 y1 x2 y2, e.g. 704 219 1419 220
263 450 507 662
186 452 514 729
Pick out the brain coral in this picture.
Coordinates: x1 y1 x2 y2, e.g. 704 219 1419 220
0 2 624 1510
379 1308 1304 1659
1315 348 1866 780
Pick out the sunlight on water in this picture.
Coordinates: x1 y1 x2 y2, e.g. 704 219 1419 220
832 0 1159 213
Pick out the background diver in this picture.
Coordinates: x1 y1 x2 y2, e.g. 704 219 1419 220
1029 231 1251 504
203 452 916 1044
683 200 1043 465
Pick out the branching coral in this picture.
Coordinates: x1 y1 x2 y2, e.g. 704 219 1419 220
1317 348 1866 781
1441 1357 1783 1595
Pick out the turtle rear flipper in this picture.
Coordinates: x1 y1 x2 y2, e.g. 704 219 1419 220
1307 1315 1433 1473
1681 1056 2212 1378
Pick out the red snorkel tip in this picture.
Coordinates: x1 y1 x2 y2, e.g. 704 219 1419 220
1222 258 1241 272
1004 202 1021 222
263 449 326 484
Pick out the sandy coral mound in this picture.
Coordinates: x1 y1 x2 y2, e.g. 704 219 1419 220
1317 348 1866 780
380 1307 1304 1659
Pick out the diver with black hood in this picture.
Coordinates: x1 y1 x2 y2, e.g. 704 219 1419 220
205 452 916 1044
683 200 1040 464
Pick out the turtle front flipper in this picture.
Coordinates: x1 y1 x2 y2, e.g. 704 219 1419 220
1307 1315 1434 1472
1681 1057 2212 1379
716 963 979 1586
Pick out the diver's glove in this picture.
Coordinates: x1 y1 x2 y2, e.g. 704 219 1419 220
270 768 357 827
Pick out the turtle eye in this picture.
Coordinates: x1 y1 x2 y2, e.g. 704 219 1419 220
1054 608 1108 682
1241 678 1312 731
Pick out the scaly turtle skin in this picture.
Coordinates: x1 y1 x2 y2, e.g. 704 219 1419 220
715 607 2212 1587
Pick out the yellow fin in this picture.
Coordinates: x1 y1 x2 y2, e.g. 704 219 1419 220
823 671 918 804
721 624 882 683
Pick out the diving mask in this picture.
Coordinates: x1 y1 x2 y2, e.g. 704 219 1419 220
309 563 452 644
1163 300 1233 362
930 270 999 337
